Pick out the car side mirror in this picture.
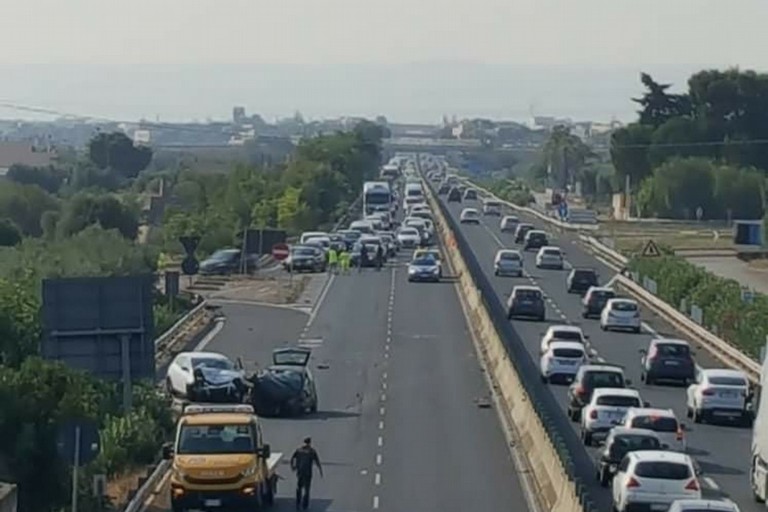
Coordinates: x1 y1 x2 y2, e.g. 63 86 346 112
584 335 590 340
625 379 633 386
259 443 271 459
661 443 669 450
162 443 174 460
643 401 651 407
236 357 244 370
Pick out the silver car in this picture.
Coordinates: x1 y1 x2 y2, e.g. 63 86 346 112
494 249 523 277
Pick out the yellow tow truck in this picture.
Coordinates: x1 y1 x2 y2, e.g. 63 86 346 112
163 404 282 512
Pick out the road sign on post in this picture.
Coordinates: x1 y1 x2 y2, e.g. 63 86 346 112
179 236 200 276
641 239 661 258
271 243 290 261
179 236 201 255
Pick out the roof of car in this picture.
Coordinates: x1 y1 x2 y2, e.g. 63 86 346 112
592 387 641 398
650 337 689 346
182 413 254 426
461 208 479 213
527 229 547 234
700 368 747 379
547 341 586 351
625 407 677 418
587 286 614 293
580 364 625 373
628 450 691 464
496 249 522 255
185 351 229 360
607 298 637 305
540 245 561 251
502 215 519 220
512 285 542 292
669 499 739 511
609 427 660 438
547 325 583 334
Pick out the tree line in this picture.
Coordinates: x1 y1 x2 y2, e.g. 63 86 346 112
611 69 768 220
0 121 385 511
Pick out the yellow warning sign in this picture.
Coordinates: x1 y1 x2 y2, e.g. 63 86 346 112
641 239 661 257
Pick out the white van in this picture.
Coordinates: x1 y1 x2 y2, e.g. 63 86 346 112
300 231 329 244
349 220 375 235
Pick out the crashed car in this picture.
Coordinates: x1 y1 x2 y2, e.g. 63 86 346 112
248 348 318 417
166 351 249 403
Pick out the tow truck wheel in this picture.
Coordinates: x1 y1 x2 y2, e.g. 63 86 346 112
263 476 276 506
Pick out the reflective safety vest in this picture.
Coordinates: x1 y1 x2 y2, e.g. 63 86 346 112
328 249 338 263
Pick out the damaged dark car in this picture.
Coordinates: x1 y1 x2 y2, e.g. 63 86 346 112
248 348 318 417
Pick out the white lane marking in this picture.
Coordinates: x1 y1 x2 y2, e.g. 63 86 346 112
305 273 336 330
597 356 606 363
193 319 226 351
376 453 382 465
375 473 381 486
383 372 388 380
380 406 386 415
381 393 387 402
378 436 383 447
378 420 384 430
373 495 380 509
642 322 658 335
704 477 719 490
482 223 505 248
382 381 387 390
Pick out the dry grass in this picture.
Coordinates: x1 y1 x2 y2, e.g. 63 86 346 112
598 221 734 253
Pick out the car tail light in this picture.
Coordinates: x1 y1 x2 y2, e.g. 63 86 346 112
589 410 598 419
685 479 699 491
626 477 641 488
701 388 715 396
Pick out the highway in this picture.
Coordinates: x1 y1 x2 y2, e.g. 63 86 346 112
167 250 530 511
436 190 758 512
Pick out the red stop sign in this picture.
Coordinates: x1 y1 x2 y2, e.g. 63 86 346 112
271 243 290 261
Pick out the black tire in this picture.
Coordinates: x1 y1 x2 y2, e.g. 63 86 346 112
633 327 641 334
263 476 275 506
541 375 548 384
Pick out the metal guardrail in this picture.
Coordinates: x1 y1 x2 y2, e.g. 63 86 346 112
462 178 600 231
577 235 761 383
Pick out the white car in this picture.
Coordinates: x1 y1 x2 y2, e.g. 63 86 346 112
686 368 752 426
535 246 564 269
349 220 375 235
299 231 329 244
612 450 701 512
500 215 520 232
581 388 646 446
397 227 421 248
494 249 524 277
460 208 481 224
619 407 687 452
364 216 384 231
600 298 642 333
668 499 740 512
540 325 588 354
482 200 502 216
166 351 247 402
540 341 587 384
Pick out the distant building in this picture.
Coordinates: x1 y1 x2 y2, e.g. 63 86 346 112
0 141 56 175
233 106 246 124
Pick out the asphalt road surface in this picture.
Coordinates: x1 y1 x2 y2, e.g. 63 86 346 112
175 249 530 512
438 192 758 512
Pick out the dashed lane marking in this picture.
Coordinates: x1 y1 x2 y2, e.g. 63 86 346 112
373 495 380 509
379 406 386 416
704 477 719 490
378 436 383 447
378 421 384 430
376 453 382 465
375 473 381 485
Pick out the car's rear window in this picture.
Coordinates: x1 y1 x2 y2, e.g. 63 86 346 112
709 376 747 386
630 415 679 432
516 290 542 300
551 330 583 341
612 435 661 452
634 461 691 480
591 291 615 300
543 249 561 256
612 301 638 312
553 348 584 358
574 271 597 280
596 395 641 407
499 252 520 260
530 233 547 239
585 371 624 387
656 344 690 357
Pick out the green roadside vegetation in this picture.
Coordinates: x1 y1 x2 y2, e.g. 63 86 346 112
0 120 386 512
475 178 535 207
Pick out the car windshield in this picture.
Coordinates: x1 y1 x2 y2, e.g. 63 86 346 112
612 301 637 312
596 395 641 407
591 291 615 301
209 249 238 261
192 357 234 370
463 210 478 216
499 252 520 260
585 371 624 387
515 290 541 300
630 415 679 433
400 228 418 236
530 233 547 240
656 344 690 357
293 247 316 256
177 424 254 455
552 348 584 358
634 461 691 480
574 271 596 280
413 257 436 266
612 435 661 454
551 330 582 341
709 376 748 386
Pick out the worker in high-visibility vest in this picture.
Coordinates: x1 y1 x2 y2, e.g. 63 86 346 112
157 251 173 271
327 247 339 274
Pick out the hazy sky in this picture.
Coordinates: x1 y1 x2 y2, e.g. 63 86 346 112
1 0 766 123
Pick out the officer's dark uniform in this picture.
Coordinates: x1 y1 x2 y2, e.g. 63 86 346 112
290 441 322 510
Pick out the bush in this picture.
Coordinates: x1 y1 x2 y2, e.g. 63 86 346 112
480 178 534 207
629 255 768 358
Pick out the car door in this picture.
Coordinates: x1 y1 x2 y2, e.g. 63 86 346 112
170 355 191 394
612 456 631 504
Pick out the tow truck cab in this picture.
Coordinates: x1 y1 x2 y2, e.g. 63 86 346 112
164 404 281 512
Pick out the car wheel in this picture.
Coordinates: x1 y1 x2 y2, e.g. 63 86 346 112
646 374 654 385
494 269 499 276
582 430 593 446
633 326 641 334
541 375 548 384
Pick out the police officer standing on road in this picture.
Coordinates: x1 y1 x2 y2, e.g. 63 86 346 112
327 246 338 274
375 244 384 271
290 437 323 510
359 244 368 273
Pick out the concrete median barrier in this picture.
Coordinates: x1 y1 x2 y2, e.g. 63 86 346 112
426 183 587 512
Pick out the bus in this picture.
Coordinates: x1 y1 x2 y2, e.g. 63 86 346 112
363 181 392 216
